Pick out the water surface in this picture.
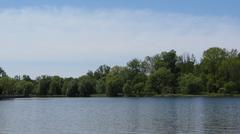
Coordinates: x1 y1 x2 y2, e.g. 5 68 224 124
0 97 240 134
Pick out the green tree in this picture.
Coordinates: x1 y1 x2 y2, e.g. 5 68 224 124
96 78 106 94
61 78 72 95
179 73 203 95
202 47 227 73
37 76 51 95
105 66 127 96
223 81 239 94
131 73 147 96
0 77 15 95
49 76 62 95
146 67 175 94
94 65 110 80
22 75 32 82
142 56 155 74
200 47 229 93
219 58 240 82
161 50 178 73
0 67 7 77
123 76 146 97
15 80 33 96
78 75 96 97
106 75 124 96
94 65 110 95
122 58 148 96
123 81 132 97
177 53 196 74
66 80 79 97
127 58 143 74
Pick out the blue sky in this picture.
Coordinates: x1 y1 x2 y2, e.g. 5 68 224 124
1 0 240 17
0 0 240 78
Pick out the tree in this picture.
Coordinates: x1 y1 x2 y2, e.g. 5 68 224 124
131 73 147 96
123 74 146 97
86 71 94 78
105 66 127 96
201 47 228 92
0 67 7 77
22 75 32 82
15 80 33 96
143 50 180 93
0 47 240 97
96 78 106 94
62 78 73 95
94 65 110 80
122 58 148 96
106 75 124 96
78 75 96 97
37 76 51 95
0 77 15 95
202 47 227 73
133 82 145 96
223 81 239 94
127 58 143 74
123 81 132 97
161 50 178 74
177 53 196 74
66 80 79 97
179 73 203 95
142 56 155 74
146 67 175 94
219 58 240 82
94 65 110 95
49 76 63 95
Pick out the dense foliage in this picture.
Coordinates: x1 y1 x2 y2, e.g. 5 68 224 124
1 47 240 97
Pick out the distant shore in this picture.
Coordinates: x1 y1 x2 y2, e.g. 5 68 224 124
0 95 29 100
1 94 240 100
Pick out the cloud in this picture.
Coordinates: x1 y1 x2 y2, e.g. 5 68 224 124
0 7 240 78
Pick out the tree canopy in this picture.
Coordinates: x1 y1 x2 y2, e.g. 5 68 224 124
1 47 240 97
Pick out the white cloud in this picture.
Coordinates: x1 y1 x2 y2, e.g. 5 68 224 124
0 7 239 77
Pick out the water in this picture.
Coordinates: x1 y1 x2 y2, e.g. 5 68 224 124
0 97 240 134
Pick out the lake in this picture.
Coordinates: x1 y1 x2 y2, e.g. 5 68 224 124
0 97 240 134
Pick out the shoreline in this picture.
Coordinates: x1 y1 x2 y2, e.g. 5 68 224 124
1 94 240 99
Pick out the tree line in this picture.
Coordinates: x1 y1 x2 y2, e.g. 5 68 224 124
1 47 240 97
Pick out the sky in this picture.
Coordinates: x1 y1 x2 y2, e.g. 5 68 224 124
0 0 240 78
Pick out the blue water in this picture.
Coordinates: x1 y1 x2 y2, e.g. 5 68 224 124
0 97 240 134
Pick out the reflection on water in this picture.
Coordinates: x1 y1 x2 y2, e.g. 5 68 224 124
0 97 240 134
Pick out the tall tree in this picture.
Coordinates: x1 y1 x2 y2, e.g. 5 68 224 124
179 73 203 95
105 66 127 96
0 67 7 77
78 75 96 97
146 67 175 94
49 76 63 95
66 80 79 97
201 47 227 93
177 53 196 74
37 76 51 95
0 77 15 95
94 65 110 80
15 80 33 96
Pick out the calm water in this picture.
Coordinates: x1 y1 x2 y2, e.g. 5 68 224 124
0 97 240 134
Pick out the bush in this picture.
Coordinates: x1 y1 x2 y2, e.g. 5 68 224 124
223 81 238 94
